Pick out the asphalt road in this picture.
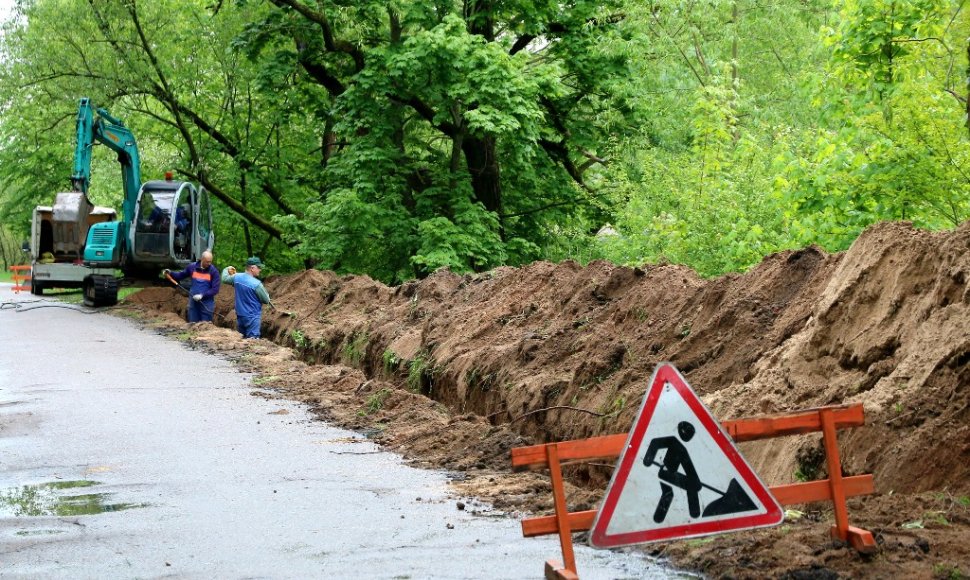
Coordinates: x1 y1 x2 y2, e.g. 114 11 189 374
0 288 672 579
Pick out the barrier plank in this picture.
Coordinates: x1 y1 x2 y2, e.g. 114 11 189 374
521 474 875 538
511 404 865 471
8 265 31 293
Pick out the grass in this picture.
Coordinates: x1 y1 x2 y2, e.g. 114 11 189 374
113 308 145 320
290 329 308 349
342 330 368 366
382 349 401 375
358 388 392 417
44 286 141 305
0 268 20 283
407 351 431 393
932 563 965 580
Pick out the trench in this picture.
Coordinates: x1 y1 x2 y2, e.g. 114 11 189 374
248 315 621 492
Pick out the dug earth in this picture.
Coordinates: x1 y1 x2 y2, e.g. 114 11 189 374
123 220 970 579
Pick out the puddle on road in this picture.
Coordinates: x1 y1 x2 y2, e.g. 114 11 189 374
0 480 148 517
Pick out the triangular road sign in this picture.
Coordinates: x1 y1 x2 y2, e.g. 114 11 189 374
590 363 783 548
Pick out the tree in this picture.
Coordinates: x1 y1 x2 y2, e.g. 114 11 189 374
574 0 830 275
780 0 970 249
242 0 638 280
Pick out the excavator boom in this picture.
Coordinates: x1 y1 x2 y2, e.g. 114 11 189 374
71 98 142 226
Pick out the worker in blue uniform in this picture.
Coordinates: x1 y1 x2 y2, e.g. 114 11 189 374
164 249 220 322
221 256 273 339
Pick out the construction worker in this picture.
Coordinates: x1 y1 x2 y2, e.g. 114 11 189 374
164 249 220 323
221 256 272 339
139 194 166 232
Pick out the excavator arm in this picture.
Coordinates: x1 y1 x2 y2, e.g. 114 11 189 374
71 98 142 224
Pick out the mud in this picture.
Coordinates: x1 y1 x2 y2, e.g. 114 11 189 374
121 220 970 578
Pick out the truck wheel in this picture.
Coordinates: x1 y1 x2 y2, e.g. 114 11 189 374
30 277 44 295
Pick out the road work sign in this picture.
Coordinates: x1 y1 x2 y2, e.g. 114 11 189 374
589 363 783 548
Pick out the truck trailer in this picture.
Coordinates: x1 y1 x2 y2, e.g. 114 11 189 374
29 191 119 297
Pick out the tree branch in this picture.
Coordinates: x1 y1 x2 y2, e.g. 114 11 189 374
181 169 287 241
508 405 604 425
387 94 458 136
270 0 365 71
509 34 535 55
500 199 577 219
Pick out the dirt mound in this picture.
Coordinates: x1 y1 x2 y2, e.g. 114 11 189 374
122 220 970 578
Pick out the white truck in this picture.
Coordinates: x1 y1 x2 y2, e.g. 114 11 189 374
29 191 118 296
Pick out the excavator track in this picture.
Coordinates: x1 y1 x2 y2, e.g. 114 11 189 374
83 274 119 307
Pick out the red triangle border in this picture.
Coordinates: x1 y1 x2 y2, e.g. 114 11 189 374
590 363 784 547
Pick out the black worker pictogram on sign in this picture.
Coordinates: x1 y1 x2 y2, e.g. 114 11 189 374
589 363 783 548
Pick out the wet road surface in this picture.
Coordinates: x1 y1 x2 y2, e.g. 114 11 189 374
0 290 673 579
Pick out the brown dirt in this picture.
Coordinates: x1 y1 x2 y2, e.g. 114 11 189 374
120 220 970 579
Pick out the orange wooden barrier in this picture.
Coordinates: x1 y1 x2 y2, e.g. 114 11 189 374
8 265 31 293
511 403 876 579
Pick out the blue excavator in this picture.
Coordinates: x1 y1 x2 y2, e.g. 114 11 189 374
30 97 215 306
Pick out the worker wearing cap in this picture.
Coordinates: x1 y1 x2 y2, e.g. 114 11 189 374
164 249 220 323
221 256 273 339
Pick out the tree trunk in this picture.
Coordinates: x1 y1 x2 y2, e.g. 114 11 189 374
462 134 503 219
965 39 970 135
462 1 503 229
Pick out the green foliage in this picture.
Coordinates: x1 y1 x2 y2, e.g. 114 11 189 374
826 0 948 104
290 330 308 349
778 0 970 251
1 0 969 286
382 349 401 375
342 330 369 366
593 69 795 276
407 351 431 394
411 202 507 275
931 563 964 580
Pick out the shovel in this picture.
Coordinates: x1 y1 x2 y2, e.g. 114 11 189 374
700 478 757 517
648 461 757 517
164 271 213 317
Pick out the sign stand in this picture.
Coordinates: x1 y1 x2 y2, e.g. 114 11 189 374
511 363 877 579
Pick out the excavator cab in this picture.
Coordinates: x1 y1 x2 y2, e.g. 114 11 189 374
131 178 214 270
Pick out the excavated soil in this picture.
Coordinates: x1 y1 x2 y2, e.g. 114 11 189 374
120 220 970 579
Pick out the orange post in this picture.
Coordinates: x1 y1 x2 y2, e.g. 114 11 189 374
9 265 31 293
820 408 876 553
545 443 577 578
511 403 877 579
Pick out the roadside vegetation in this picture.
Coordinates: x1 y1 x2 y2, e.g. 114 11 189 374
1 1 968 280
0 224 28 273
